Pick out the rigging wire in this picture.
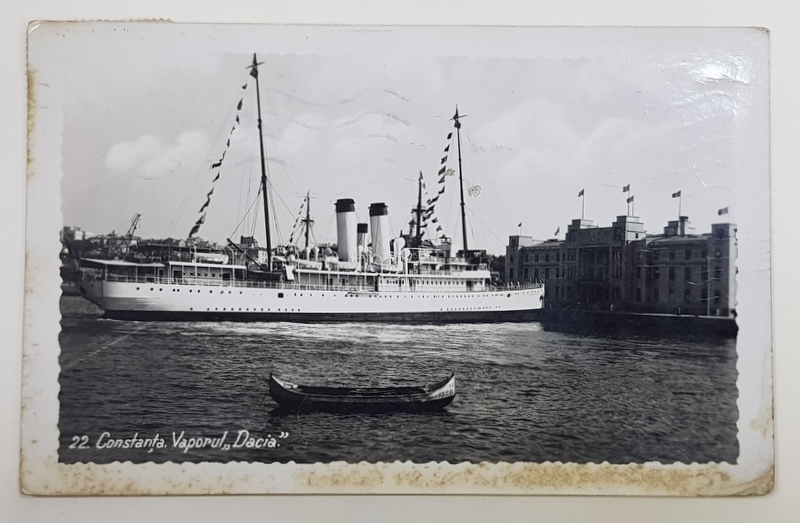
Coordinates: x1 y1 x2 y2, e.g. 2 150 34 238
237 148 256 241
466 206 506 249
464 133 516 234
269 179 283 246
322 212 336 246
163 83 246 240
249 192 260 239
229 187 264 240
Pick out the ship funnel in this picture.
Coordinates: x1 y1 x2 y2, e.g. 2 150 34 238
357 223 368 253
369 202 391 263
335 199 357 262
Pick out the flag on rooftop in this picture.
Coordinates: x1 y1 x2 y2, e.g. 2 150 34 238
672 190 682 198
718 207 729 215
623 184 630 193
578 189 584 197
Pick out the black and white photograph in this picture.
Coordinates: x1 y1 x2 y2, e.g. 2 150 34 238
21 22 772 495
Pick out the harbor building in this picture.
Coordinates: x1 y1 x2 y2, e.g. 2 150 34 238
506 215 736 317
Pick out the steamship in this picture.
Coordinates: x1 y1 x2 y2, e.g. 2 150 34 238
77 55 544 322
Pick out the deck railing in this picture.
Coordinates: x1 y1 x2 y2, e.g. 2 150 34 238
89 273 542 293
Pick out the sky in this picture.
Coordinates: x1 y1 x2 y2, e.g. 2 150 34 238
35 24 768 255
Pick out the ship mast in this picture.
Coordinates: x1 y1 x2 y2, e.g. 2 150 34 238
302 191 314 249
453 107 468 255
415 172 423 245
248 54 273 270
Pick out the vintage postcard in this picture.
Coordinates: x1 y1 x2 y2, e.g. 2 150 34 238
22 22 773 495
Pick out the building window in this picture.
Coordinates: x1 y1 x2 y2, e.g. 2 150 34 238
702 248 708 259
636 250 643 261
653 266 660 279
614 287 621 300
714 266 722 279
555 268 560 278
669 267 675 280
545 268 550 280
684 288 691 302
701 289 708 302
636 287 642 302
636 266 642 279
545 253 550 263
668 288 675 302
509 268 514 280
654 288 660 303
523 268 528 280
556 253 560 262
655 249 661 260
524 253 528 262
715 248 722 258
669 250 676 261
535 254 539 263
685 249 692 260
534 268 538 280
684 267 692 282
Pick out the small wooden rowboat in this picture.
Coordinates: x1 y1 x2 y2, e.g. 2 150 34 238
268 373 456 413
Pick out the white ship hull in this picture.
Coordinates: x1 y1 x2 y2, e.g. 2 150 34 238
79 278 544 323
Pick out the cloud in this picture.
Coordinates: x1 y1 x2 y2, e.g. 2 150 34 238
472 99 582 178
105 131 211 180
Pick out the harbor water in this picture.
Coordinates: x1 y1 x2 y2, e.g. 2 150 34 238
58 295 739 464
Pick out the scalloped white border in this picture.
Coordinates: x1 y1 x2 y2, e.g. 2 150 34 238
20 22 774 496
